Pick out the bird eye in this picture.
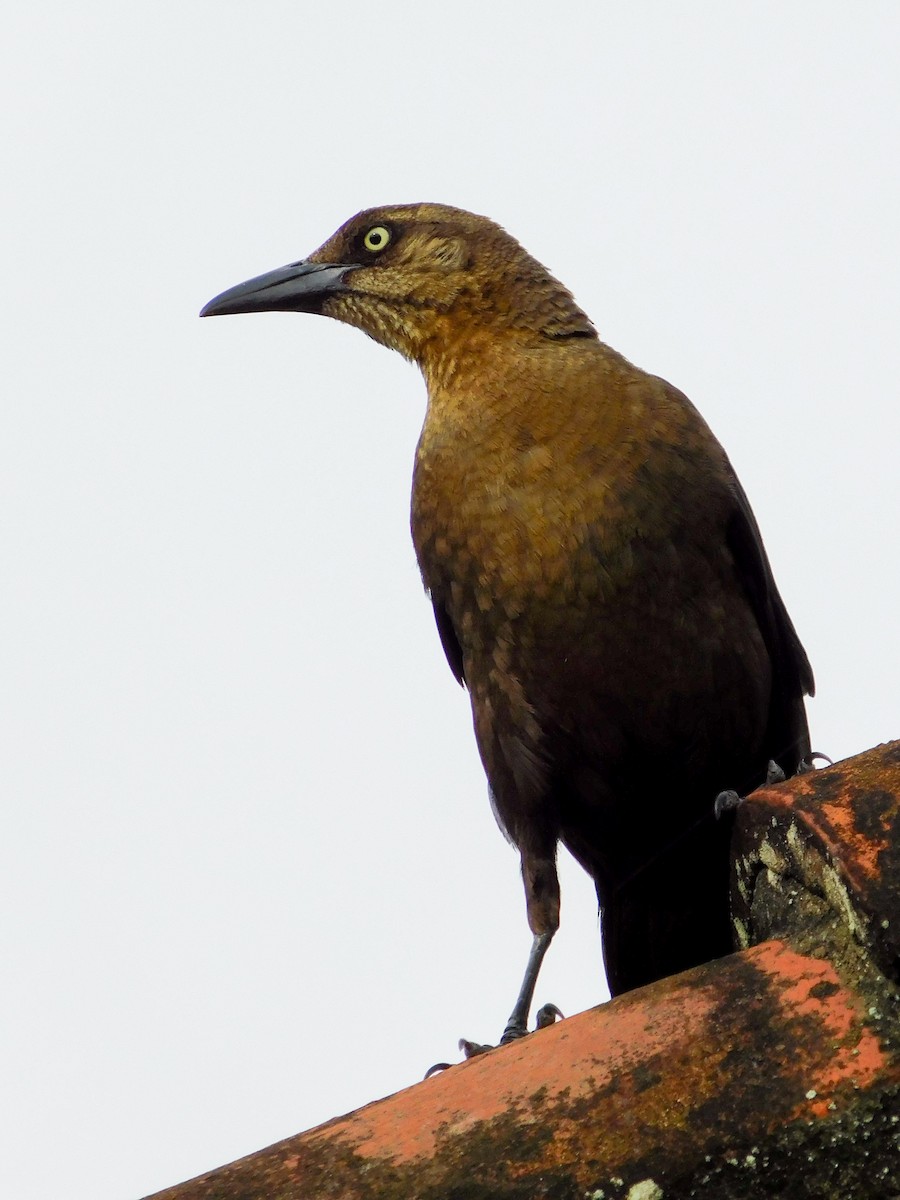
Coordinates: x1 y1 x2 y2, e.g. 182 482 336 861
362 225 392 253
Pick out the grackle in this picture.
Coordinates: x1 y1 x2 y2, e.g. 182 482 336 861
202 204 813 1044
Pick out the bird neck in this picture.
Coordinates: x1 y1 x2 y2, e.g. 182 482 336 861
415 332 637 475
418 318 592 398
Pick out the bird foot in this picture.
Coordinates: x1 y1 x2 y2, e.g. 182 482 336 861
715 760 788 819
423 1005 564 1076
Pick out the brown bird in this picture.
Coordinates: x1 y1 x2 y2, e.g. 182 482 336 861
201 204 813 1041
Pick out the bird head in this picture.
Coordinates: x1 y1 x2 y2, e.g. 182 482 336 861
201 204 594 368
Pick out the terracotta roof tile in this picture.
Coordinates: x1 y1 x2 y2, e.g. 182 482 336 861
146 741 900 1199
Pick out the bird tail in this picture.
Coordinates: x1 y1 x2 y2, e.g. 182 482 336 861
598 804 734 996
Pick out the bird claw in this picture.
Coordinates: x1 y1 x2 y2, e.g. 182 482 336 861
799 751 833 774
534 1002 565 1029
423 1061 453 1079
765 760 786 785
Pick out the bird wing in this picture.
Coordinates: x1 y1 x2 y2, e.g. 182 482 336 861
431 594 466 685
726 473 814 771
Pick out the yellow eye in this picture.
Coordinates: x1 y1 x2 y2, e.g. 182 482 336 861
363 225 392 253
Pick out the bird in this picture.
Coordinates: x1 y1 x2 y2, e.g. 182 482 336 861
201 203 813 1043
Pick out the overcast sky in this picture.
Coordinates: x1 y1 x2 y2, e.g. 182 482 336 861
3 4 899 1198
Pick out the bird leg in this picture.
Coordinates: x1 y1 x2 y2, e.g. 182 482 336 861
499 929 555 1043
496 846 561 1042
430 855 562 1070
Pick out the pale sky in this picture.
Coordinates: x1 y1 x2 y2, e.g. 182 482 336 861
3 4 899 1198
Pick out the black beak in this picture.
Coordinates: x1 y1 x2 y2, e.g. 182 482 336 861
200 259 360 318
